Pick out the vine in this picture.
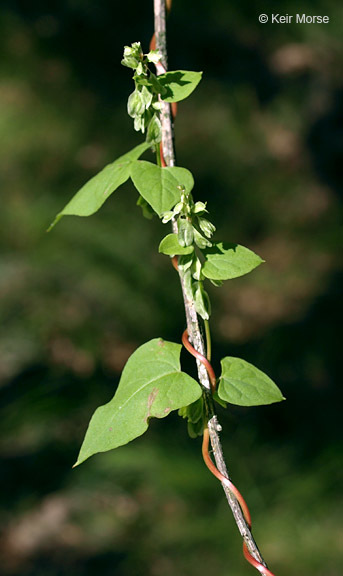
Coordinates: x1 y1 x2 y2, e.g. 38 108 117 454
49 3 284 574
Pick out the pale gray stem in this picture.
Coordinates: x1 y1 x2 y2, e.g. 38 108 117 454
153 0 210 390
153 0 268 569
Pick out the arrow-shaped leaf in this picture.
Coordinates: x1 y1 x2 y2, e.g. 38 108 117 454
75 338 202 465
130 161 194 216
218 357 285 406
49 142 150 229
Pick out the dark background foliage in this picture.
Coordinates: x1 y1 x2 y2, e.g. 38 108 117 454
0 1 342 575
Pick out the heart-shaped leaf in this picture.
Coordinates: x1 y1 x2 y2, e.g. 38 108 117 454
158 70 202 102
218 357 285 406
202 242 263 281
49 142 150 229
75 338 202 465
130 161 194 216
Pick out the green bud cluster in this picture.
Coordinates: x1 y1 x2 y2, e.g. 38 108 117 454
122 42 166 144
162 192 216 247
161 190 217 321
177 251 211 320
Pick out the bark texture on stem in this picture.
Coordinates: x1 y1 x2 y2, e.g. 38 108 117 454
153 0 268 569
153 0 211 393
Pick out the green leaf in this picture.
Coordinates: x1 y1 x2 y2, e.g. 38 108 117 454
179 397 203 424
159 234 194 256
130 161 194 216
148 72 167 96
158 70 202 102
209 278 223 287
75 338 202 465
48 142 150 230
179 397 204 438
202 242 264 281
218 357 285 406
137 195 155 219
187 419 204 438
212 390 227 408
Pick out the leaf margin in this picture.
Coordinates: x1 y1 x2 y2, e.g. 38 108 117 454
74 338 202 466
218 356 285 407
48 142 150 230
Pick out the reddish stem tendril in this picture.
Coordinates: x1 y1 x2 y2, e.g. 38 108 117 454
202 429 276 576
181 329 216 393
181 326 276 576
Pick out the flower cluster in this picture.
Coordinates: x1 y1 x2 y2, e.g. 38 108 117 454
121 42 165 144
162 194 216 249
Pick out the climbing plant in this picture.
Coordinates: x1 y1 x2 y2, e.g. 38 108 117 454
50 4 284 575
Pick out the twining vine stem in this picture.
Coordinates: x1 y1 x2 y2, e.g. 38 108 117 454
153 0 272 573
183 327 276 576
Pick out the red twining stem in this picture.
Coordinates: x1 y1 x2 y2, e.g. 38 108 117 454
160 142 167 167
202 429 276 576
202 427 251 525
181 329 217 393
181 328 276 576
171 255 179 272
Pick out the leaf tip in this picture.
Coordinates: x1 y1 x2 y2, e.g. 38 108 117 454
46 214 62 232
46 222 56 233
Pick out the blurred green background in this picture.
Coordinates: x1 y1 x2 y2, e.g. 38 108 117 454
0 1 342 575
